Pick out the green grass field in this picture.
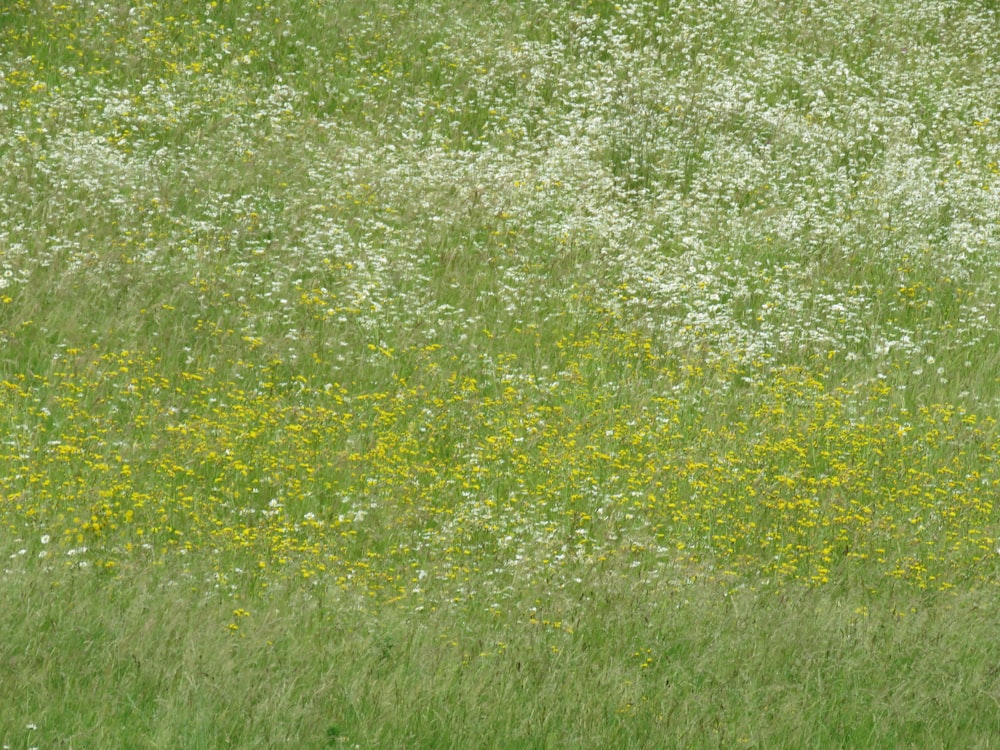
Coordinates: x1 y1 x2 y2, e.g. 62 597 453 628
2 0 1000 745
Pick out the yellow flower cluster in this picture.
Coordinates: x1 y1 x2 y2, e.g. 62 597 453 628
2 317 996 601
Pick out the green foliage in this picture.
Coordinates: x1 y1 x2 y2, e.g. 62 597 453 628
3 0 1000 744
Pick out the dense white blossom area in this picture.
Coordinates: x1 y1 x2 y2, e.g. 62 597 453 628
3 0 997 398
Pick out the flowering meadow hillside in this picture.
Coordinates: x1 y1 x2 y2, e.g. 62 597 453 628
2 0 999 745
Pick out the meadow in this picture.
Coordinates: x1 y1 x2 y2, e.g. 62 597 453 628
2 0 1000 745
